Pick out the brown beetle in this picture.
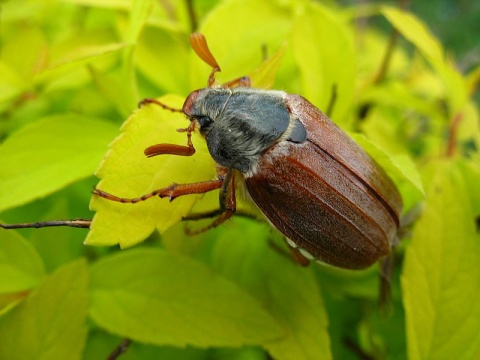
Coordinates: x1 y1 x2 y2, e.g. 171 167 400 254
92 33 403 270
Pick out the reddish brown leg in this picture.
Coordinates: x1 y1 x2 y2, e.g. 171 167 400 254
267 239 310 266
93 179 223 203
223 76 251 88
144 122 196 157
289 246 311 267
185 169 237 235
138 98 183 113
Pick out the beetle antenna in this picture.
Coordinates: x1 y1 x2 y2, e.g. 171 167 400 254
190 33 221 87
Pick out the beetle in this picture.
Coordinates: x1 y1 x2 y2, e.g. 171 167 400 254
90 33 403 270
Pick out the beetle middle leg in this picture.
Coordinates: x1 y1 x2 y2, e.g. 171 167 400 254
184 168 237 235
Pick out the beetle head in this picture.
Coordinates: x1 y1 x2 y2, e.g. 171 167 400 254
182 88 231 135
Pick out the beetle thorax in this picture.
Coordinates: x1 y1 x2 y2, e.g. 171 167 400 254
183 88 292 173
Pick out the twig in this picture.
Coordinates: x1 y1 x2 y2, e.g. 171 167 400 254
446 112 463 157
107 338 131 360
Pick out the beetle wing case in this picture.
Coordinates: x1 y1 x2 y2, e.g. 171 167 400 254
245 95 402 269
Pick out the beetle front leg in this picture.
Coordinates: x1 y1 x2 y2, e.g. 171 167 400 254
144 122 196 157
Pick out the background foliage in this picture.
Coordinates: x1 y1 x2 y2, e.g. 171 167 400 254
1 0 479 359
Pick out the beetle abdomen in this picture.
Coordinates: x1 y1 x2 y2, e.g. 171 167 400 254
245 95 402 269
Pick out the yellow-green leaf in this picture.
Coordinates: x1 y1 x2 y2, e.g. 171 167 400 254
89 248 283 347
0 114 119 212
0 259 89 360
0 228 45 293
293 2 355 122
381 6 467 114
211 220 332 360
401 160 480 359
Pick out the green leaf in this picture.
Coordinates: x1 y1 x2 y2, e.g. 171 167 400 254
89 65 136 118
126 0 152 43
381 6 467 114
293 2 355 122
136 28 190 94
210 220 332 360
1 25 47 81
89 248 283 347
85 95 216 248
0 61 28 103
0 114 119 212
381 7 443 64
33 43 131 85
0 227 45 293
0 259 89 360
250 43 287 89
351 133 425 199
401 160 480 359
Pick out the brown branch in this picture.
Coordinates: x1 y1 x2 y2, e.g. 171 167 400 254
107 338 131 360
185 0 198 33
446 112 464 157
373 0 409 84
0 219 91 229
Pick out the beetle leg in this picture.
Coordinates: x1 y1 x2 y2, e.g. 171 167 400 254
138 98 183 112
185 168 236 235
288 246 311 267
93 179 223 203
144 122 196 157
378 253 394 315
183 209 257 221
222 76 251 88
265 238 310 267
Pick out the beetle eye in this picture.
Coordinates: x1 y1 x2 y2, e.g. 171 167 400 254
196 115 213 130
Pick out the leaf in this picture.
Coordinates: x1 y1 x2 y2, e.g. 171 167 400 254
85 95 216 248
351 133 425 198
0 114 119 212
210 220 332 360
136 28 190 94
126 0 152 43
0 259 89 360
33 43 131 85
89 65 136 118
89 248 283 347
1 25 47 80
250 43 287 89
401 160 480 360
293 2 356 122
381 7 443 64
0 227 45 293
0 61 26 103
381 6 467 115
